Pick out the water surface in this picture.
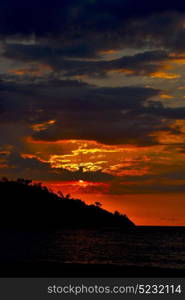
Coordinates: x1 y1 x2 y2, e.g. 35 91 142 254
0 227 185 270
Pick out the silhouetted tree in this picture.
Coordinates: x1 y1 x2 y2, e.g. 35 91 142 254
17 178 32 185
58 191 64 198
95 202 102 208
114 211 121 217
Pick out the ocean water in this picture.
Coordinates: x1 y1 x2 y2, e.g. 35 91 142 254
0 227 185 270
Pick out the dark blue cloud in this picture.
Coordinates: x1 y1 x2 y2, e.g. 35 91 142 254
0 0 185 36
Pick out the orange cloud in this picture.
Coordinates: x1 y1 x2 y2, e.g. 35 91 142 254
99 49 117 55
31 120 56 132
24 137 169 178
152 130 185 144
170 120 185 133
108 61 179 79
160 93 174 99
150 71 180 79
151 120 185 144
8 64 52 76
169 52 185 64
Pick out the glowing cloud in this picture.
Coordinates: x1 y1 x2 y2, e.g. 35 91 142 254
32 120 56 132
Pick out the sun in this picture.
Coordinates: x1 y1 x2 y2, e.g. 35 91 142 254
77 180 89 187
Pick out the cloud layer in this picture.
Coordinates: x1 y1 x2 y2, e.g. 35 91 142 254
0 0 185 203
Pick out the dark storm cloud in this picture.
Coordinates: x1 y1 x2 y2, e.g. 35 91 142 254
1 43 181 79
0 79 90 123
146 105 185 120
0 0 185 36
2 44 164 76
1 76 185 145
0 78 159 116
33 112 165 145
1 0 185 97
49 50 171 77
0 77 165 145
1 0 185 61
3 44 97 62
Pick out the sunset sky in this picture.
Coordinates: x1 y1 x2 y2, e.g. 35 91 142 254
1 0 185 225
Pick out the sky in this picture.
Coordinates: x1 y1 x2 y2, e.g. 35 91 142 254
1 0 185 225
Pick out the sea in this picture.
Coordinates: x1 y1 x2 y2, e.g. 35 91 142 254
0 226 185 270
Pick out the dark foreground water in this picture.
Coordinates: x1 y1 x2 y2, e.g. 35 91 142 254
0 227 185 270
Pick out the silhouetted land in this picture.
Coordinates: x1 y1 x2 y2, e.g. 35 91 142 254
1 179 183 278
0 178 135 229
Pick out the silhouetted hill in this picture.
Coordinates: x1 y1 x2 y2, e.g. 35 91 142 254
0 178 135 229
